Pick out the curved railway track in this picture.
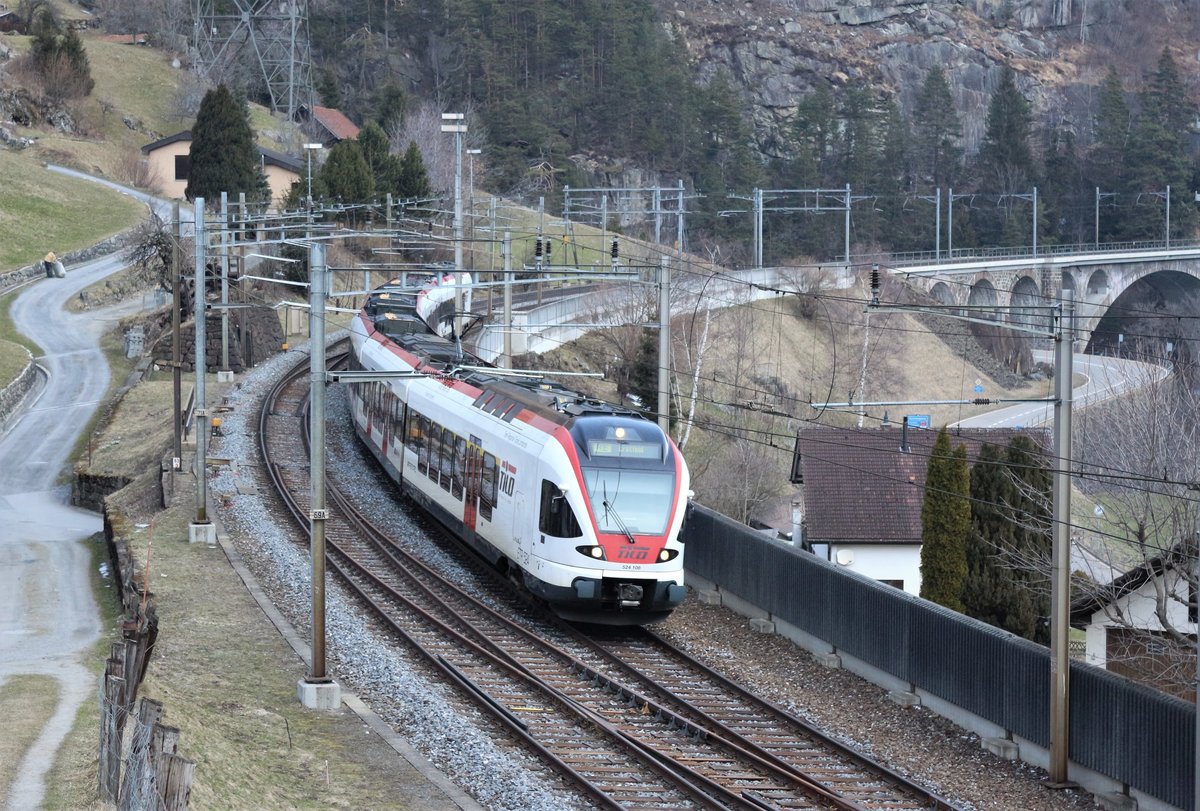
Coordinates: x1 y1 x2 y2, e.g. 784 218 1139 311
258 345 959 811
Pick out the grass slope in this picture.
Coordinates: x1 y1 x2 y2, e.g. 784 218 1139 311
0 153 144 272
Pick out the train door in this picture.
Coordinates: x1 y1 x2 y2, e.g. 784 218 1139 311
464 436 483 532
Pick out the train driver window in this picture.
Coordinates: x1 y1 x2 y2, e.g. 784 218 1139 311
539 480 582 538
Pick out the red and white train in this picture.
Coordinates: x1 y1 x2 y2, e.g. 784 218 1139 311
347 276 691 624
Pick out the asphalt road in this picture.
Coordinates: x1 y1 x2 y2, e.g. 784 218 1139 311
0 251 149 811
950 351 1167 428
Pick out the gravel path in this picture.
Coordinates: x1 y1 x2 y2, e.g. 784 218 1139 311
208 337 1098 811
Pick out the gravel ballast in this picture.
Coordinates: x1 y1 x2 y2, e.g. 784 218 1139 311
207 337 1099 811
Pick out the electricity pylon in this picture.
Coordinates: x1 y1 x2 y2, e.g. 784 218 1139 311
192 0 314 120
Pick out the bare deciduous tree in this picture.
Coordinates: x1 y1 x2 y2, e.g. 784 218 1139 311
1069 361 1200 697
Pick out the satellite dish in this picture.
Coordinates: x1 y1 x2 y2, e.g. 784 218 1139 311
1093 505 1105 517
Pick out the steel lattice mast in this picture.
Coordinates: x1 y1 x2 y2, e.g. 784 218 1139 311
192 0 314 120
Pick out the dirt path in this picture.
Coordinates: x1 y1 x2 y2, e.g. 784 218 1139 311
0 258 150 811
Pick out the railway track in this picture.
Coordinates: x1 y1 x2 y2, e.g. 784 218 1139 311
258 346 958 811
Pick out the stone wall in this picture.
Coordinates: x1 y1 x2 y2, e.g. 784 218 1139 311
75 472 133 513
0 354 37 432
149 306 285 373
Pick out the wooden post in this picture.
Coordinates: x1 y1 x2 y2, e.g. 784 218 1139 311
119 698 163 811
98 657 127 804
160 754 195 810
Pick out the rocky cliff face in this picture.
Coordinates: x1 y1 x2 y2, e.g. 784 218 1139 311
655 0 1198 159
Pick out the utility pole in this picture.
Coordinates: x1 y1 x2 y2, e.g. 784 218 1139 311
502 231 513 369
440 112 466 340
853 277 1075 785
844 183 852 265
189 198 216 544
171 203 182 472
754 187 764 269
297 240 340 710
219 191 232 381
1048 289 1075 786
657 256 670 434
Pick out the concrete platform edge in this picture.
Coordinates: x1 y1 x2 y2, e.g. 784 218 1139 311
213 518 484 811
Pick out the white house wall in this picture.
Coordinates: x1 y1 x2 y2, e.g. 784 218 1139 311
1082 570 1195 669
829 543 922 596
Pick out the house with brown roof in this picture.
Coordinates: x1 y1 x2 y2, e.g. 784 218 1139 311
298 105 360 146
140 131 303 208
789 424 1049 595
1070 541 1197 700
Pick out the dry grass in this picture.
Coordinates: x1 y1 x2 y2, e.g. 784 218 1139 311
109 502 430 810
0 337 32 394
0 151 145 272
0 675 62 804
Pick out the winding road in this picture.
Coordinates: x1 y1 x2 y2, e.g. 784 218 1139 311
0 173 164 811
950 350 1167 429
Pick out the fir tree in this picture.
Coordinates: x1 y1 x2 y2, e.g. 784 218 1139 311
30 10 93 100
1089 67 1130 243
372 81 408 133
920 428 970 611
397 141 432 200
913 65 963 191
357 121 404 199
976 68 1035 247
1122 49 1196 242
185 84 268 204
963 436 1051 642
789 82 837 188
59 26 94 96
319 139 375 204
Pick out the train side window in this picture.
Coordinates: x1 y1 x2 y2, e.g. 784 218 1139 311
539 480 582 538
451 435 466 500
407 409 422 455
480 453 496 521
426 421 440 481
439 428 453 490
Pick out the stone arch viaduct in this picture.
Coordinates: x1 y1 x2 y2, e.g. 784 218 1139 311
894 247 1200 360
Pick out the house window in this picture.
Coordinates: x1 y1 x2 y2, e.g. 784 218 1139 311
174 155 190 181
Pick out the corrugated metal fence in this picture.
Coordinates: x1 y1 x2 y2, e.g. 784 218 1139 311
683 504 1193 811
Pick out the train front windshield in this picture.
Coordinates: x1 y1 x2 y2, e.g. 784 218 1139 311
571 417 677 537
581 468 676 535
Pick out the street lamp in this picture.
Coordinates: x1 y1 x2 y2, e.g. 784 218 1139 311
440 114 467 342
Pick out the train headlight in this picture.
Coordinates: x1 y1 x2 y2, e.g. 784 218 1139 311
658 549 679 562
576 545 606 560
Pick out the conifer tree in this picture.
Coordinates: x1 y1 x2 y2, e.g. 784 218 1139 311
30 10 94 100
913 65 962 191
185 84 267 204
976 67 1035 247
397 141 432 200
789 82 837 188
1089 67 1130 242
963 436 1052 641
920 428 971 611
1122 48 1196 241
319 139 374 204
357 121 404 199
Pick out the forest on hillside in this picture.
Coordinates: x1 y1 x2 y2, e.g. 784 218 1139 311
90 0 1200 268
